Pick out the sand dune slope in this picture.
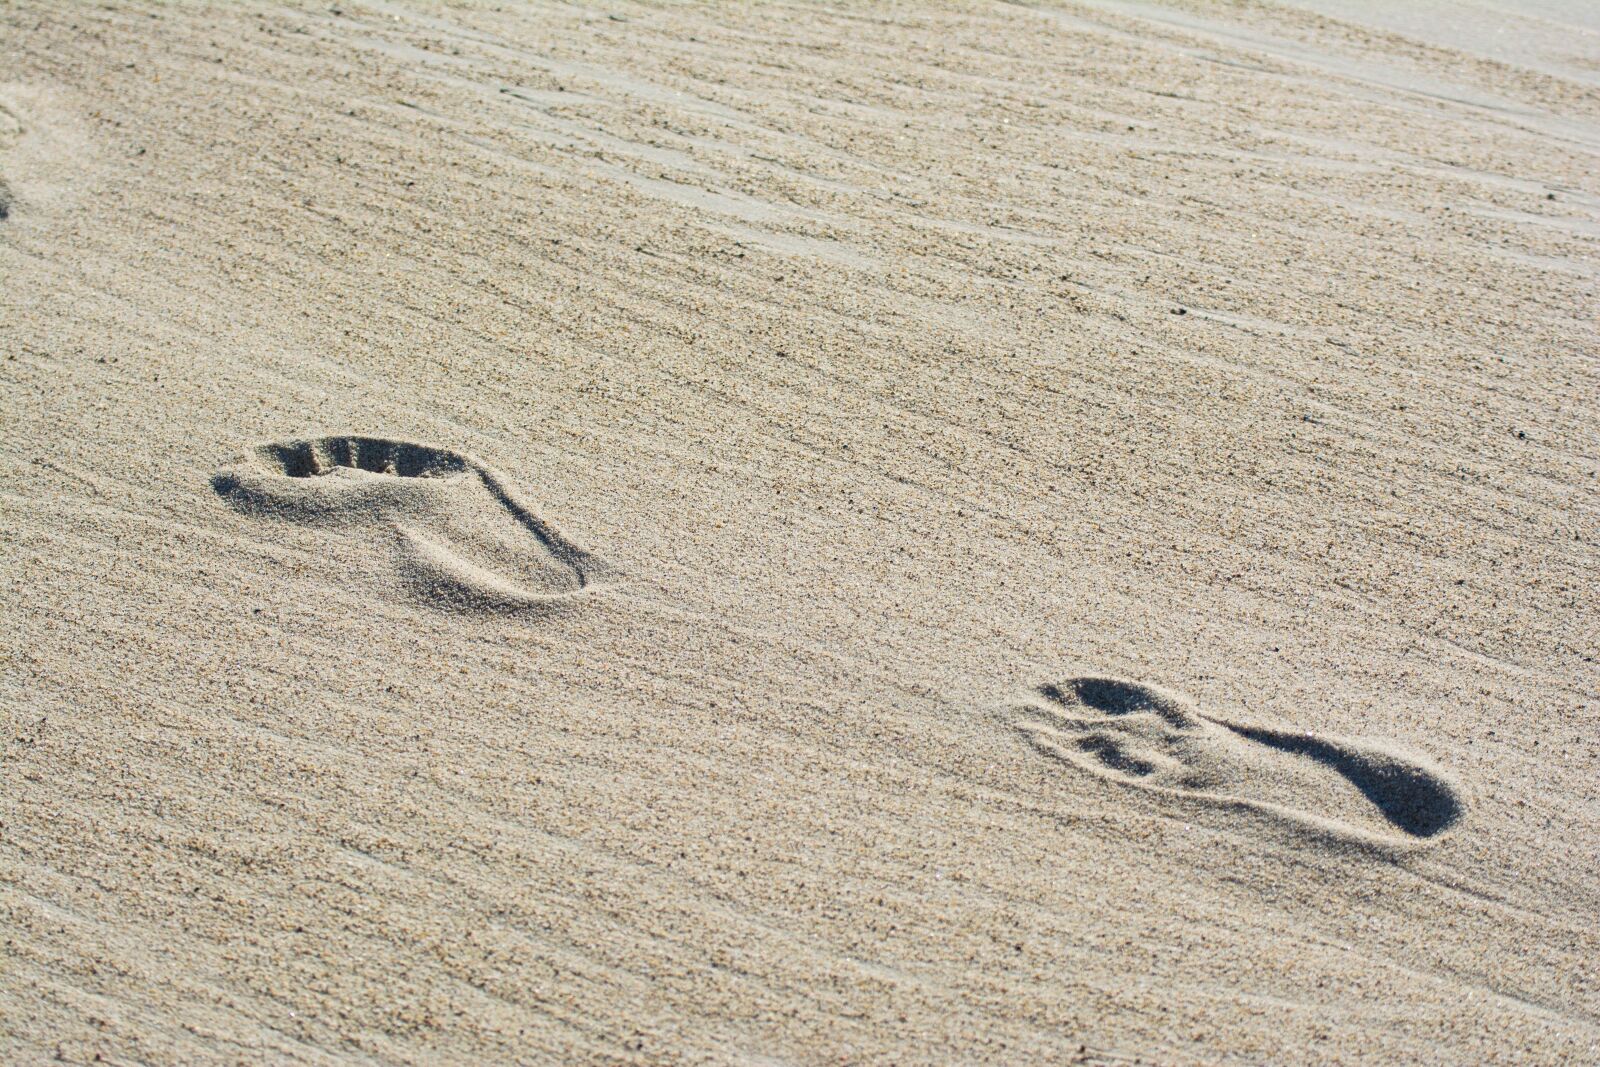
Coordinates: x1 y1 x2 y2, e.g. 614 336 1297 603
2 1 1597 1063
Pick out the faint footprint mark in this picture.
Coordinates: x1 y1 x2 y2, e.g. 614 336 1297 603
0 100 23 149
0 100 22 219
0 84 95 217
213 435 611 611
1015 677 1466 849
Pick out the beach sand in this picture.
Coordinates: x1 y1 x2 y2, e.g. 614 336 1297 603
2 1 1597 1062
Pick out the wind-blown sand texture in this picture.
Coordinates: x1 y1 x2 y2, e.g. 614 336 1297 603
2 1 1597 1063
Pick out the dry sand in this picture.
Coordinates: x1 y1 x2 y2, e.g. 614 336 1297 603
2 1 1597 1063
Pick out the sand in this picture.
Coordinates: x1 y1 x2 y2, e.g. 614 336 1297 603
2 1 1596 1063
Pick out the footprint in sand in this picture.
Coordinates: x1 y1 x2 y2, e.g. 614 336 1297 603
1014 677 1465 849
0 86 89 218
0 100 22 219
0 99 23 153
213 435 610 611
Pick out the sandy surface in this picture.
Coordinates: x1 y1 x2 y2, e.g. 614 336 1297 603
2 1 1597 1063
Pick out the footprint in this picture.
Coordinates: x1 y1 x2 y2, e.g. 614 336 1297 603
1014 677 1466 849
212 435 610 611
0 100 22 219
0 84 93 217
0 99 22 150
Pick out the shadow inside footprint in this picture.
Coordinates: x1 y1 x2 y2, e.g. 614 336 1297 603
1015 676 1466 850
1220 722 1464 840
214 435 609 611
260 437 470 480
